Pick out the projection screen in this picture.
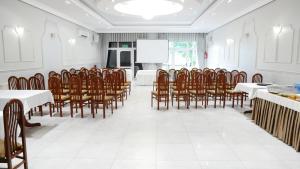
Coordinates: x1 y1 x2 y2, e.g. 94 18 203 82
136 40 169 63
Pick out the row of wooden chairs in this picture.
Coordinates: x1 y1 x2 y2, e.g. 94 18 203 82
8 74 46 118
152 69 263 110
48 68 130 118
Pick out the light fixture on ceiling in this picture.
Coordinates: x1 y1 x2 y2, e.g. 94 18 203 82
227 0 232 3
273 25 282 36
114 0 183 20
226 38 234 45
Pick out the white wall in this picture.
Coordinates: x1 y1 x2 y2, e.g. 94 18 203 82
206 0 300 84
0 0 101 89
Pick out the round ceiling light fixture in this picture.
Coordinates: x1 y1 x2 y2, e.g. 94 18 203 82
114 0 183 20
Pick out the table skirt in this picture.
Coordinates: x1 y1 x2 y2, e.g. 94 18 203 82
252 98 300 151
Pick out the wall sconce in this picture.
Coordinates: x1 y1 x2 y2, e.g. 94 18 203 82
226 38 234 45
15 26 24 37
68 38 76 45
273 25 282 36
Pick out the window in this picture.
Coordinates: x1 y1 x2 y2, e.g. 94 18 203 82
166 41 198 69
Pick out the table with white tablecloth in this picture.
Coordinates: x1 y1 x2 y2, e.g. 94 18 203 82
234 83 268 99
0 90 54 139
252 89 300 151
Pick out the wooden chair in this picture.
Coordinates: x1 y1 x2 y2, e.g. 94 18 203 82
106 71 125 109
151 72 169 110
0 99 28 169
62 71 71 89
69 68 76 74
89 76 113 118
18 77 29 90
230 70 239 88
153 69 165 91
207 73 227 108
48 71 56 78
252 73 263 83
226 73 245 108
189 72 206 108
69 76 91 118
250 73 263 107
8 76 18 90
34 73 45 90
240 71 247 82
48 77 70 117
29 77 43 116
171 72 189 109
120 69 131 95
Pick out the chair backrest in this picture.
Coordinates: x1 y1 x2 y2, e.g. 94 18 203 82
233 73 245 87
8 76 19 90
3 99 27 159
48 71 57 78
48 77 64 100
195 73 205 93
62 71 71 88
240 71 247 82
28 76 42 90
215 73 227 92
225 71 232 86
157 72 169 95
252 73 263 83
189 70 199 90
175 72 188 91
69 75 83 100
231 70 239 84
69 68 76 74
90 76 105 102
34 73 45 90
18 77 29 90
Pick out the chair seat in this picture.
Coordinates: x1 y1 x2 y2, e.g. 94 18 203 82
61 95 70 101
107 90 123 95
152 91 169 95
63 89 69 94
172 90 189 95
0 140 22 158
71 95 91 101
207 89 225 94
189 90 205 95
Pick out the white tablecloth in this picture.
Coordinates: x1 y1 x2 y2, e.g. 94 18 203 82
135 70 156 86
0 90 54 139
253 89 300 112
234 83 268 99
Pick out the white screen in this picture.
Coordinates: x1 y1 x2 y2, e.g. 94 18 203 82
136 40 169 63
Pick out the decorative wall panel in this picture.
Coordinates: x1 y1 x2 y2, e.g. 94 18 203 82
2 26 20 63
20 30 35 62
277 25 294 64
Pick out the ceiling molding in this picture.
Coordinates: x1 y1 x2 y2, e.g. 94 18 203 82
19 0 99 32
207 0 275 32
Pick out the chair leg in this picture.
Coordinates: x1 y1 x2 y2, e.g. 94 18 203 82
241 94 244 108
70 102 73 118
177 95 180 109
39 106 43 116
214 96 217 108
103 102 106 119
111 100 113 114
91 101 95 118
80 102 84 118
59 102 63 117
157 98 159 110
49 103 53 117
195 95 198 109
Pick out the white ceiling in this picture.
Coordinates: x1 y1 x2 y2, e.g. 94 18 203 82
20 0 274 33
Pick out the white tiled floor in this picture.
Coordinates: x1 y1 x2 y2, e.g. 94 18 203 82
13 86 300 168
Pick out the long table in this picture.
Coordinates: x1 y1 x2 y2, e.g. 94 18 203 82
252 89 300 151
0 90 54 139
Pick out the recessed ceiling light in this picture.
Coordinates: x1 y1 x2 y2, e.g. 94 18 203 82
65 0 71 5
227 0 232 3
114 0 183 20
112 0 115 2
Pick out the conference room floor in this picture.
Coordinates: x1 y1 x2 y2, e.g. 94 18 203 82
14 86 300 169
